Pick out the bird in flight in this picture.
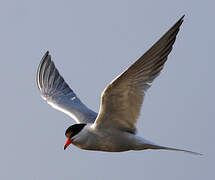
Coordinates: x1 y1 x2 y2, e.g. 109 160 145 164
37 15 201 155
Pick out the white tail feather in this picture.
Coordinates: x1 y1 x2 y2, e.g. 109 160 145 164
144 144 202 155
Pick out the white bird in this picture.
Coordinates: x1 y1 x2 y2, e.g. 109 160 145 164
37 15 201 155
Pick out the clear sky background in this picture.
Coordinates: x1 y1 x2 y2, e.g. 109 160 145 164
0 0 214 179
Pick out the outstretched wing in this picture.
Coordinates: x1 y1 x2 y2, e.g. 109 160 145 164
95 16 184 133
37 51 97 123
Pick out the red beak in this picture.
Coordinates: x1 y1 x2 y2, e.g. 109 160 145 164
64 138 73 150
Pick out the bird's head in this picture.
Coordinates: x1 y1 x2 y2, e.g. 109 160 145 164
64 123 86 150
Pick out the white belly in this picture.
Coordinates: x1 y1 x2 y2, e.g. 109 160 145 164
71 125 138 152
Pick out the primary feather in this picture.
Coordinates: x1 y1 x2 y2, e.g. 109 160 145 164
37 52 97 123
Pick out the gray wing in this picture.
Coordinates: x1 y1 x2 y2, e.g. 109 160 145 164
37 52 97 123
95 16 184 133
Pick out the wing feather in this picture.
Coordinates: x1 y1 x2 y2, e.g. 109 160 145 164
37 52 97 123
95 16 184 133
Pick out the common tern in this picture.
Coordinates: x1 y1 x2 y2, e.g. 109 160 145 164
37 15 201 155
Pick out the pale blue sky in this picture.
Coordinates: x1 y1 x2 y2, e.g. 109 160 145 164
0 0 214 179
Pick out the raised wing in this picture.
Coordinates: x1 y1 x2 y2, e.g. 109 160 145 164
95 16 184 133
37 51 97 123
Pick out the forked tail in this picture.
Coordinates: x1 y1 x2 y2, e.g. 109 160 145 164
144 143 202 155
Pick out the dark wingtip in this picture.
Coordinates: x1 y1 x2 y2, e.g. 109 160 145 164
36 51 51 90
177 15 185 24
45 50 49 56
179 15 185 24
181 15 185 23
43 51 50 60
41 51 50 63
